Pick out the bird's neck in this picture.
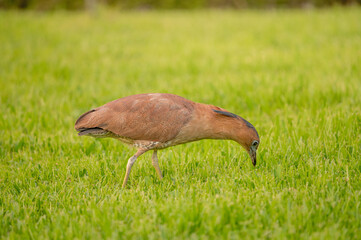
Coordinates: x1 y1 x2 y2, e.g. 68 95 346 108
193 103 243 141
173 103 250 147
201 104 257 150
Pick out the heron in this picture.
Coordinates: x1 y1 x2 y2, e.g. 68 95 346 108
75 93 260 187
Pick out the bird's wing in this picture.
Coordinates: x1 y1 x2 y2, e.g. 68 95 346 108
75 93 195 142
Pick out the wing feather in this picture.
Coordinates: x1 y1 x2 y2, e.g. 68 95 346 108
75 94 195 142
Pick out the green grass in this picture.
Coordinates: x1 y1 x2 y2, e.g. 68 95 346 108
1 7 361 239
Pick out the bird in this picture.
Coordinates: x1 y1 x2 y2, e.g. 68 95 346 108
75 93 260 188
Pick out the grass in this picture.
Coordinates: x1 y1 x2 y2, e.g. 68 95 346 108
1 7 361 239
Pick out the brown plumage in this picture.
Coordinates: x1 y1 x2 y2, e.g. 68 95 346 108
75 93 260 187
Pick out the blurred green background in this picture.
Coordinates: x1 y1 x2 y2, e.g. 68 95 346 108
1 1 361 239
1 0 360 10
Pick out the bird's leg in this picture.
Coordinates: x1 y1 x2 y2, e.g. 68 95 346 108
122 149 146 188
152 150 163 180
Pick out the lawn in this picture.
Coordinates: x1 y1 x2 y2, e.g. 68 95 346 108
0 7 361 239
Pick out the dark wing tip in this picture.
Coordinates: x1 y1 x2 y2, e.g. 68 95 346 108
77 127 107 136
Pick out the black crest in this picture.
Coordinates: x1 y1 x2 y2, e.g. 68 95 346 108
212 109 238 119
212 109 256 130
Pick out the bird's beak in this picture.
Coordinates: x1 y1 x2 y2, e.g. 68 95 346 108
249 148 257 166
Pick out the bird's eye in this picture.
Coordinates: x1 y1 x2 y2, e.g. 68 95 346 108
252 140 259 146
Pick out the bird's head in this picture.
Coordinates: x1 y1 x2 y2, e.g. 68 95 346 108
246 138 260 167
212 109 260 166
237 127 260 166
234 124 259 166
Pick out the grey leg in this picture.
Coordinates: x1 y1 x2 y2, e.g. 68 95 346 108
122 149 146 188
152 150 163 180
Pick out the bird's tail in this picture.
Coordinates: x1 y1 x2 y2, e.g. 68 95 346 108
75 107 117 138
